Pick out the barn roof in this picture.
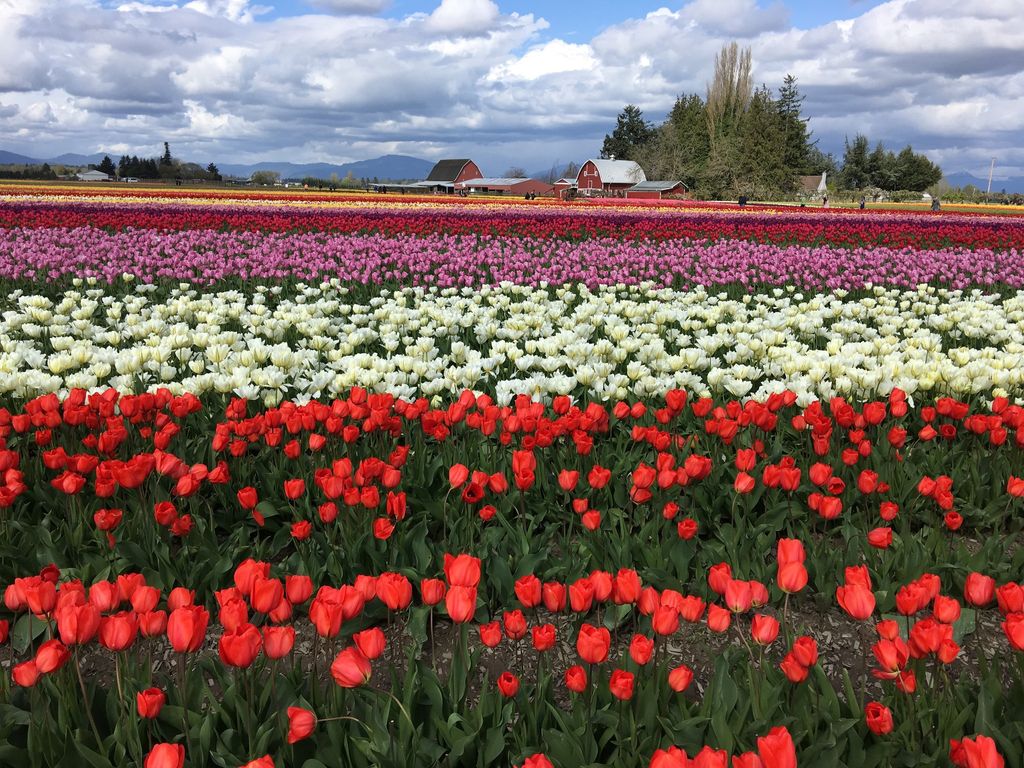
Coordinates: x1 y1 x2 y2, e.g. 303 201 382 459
628 180 686 192
459 177 533 186
798 173 827 193
426 159 475 182
579 159 646 185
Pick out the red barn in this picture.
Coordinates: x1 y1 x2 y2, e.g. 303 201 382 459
455 177 554 197
424 158 483 191
553 177 576 200
575 159 646 195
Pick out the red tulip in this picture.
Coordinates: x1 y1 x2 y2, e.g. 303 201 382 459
167 605 209 653
137 687 166 719
776 562 808 594
497 670 519 697
837 584 875 620
649 746 689 768
263 625 296 659
791 636 818 667
757 725 796 768
144 743 184 768
577 623 611 664
707 604 732 633
237 487 258 509
751 615 780 645
950 735 1006 768
865 701 893 735
503 609 527 641
421 578 446 606
34 639 70 673
532 623 556 652
242 757 276 768
629 634 654 665
331 647 372 688
668 664 693 692
478 621 501 648
514 574 542 608
1002 613 1024 650
219 622 262 668
542 582 566 612
779 653 808 683
234 559 269 596
867 527 893 549
652 605 680 636
285 575 313 605
283 478 305 499
933 595 961 624
353 628 386 660
287 706 316 743
609 669 634 700
56 602 101 646
375 572 413 611
564 664 587 693
445 585 477 623
444 553 481 587
99 611 139 652
12 660 40 687
964 573 995 607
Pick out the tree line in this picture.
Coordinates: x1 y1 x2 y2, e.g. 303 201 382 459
600 42 942 199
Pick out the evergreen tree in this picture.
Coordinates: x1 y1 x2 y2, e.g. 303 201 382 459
601 105 655 160
206 162 221 181
97 155 116 177
777 74 812 178
735 86 788 197
161 142 173 166
866 142 897 190
840 134 872 189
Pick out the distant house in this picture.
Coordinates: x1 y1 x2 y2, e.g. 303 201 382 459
575 159 646 195
77 169 112 182
553 177 577 200
455 177 554 197
798 172 827 196
625 180 688 200
377 158 485 194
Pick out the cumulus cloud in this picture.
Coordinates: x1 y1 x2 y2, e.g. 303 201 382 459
0 0 1021 175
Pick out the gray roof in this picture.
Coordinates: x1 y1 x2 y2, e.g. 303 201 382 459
628 180 686 192
426 159 474 182
458 178 535 186
77 170 111 180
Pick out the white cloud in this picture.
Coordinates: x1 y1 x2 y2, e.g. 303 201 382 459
0 0 1022 175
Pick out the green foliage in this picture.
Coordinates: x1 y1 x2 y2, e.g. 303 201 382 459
600 105 655 161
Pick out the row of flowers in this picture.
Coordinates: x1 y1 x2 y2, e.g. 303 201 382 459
0 551 1017 767
1 282 1021 402
2 384 1024 598
1 199 1022 250
3 225 1024 289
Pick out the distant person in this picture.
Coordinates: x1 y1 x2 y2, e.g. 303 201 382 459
822 195 829 208
859 196 866 210
931 197 941 211
738 194 748 207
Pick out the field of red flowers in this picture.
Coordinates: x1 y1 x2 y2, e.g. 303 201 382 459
1 186 1023 767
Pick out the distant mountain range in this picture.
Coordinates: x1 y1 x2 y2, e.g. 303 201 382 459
218 155 433 182
0 149 435 182
942 171 1024 195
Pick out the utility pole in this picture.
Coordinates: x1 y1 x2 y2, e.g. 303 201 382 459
986 158 995 195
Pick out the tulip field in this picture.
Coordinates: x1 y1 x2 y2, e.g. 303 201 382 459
2 185 1024 768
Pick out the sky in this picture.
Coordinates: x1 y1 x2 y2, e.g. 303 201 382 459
0 0 1021 178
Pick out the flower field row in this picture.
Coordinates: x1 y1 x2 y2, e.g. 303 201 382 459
1 282 1021 403
2 199 1023 250
1 387 1024 766
2 226 1024 290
